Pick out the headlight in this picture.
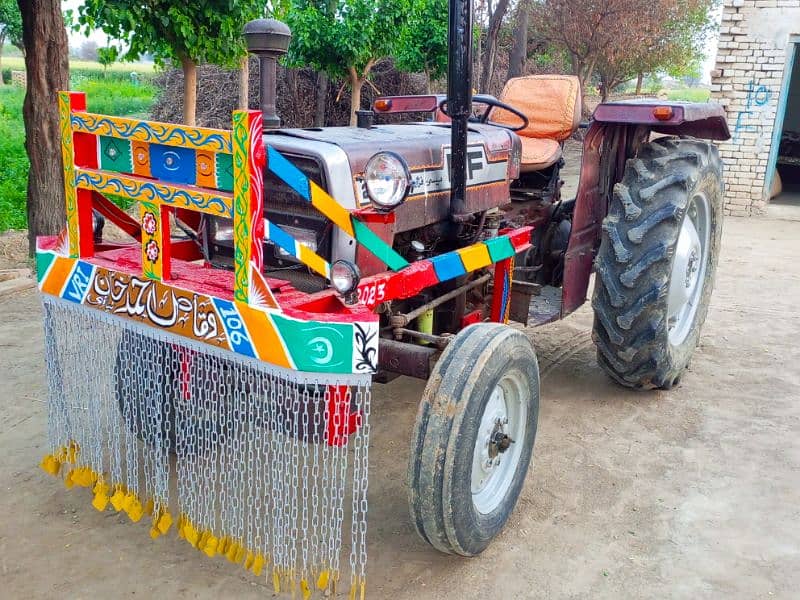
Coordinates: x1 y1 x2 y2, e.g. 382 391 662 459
213 217 235 242
331 260 360 295
364 152 410 211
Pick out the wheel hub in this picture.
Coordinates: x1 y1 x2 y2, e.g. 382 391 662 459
471 374 527 515
666 194 710 346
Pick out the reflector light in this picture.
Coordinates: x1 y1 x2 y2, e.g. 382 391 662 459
374 98 393 112
653 106 674 121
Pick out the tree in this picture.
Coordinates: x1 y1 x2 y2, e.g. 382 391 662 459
286 0 408 126
395 0 449 93
479 0 512 92
75 1 265 125
595 0 713 101
96 45 118 75
507 0 531 80
77 39 98 61
0 0 23 85
16 0 69 254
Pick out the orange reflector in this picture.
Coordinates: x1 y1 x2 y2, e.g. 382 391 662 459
374 98 392 112
653 106 674 121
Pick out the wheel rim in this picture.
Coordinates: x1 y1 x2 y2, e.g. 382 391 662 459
470 369 528 515
667 192 711 346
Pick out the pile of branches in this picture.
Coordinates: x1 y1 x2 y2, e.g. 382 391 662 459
151 58 427 128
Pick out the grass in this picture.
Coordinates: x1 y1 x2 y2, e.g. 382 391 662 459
2 56 155 73
666 88 711 102
0 68 157 232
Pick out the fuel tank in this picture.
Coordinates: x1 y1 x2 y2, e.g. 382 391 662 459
267 122 521 232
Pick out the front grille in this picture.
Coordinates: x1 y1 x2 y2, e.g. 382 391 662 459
208 154 332 291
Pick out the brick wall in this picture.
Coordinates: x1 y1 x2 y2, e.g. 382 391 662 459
710 0 800 216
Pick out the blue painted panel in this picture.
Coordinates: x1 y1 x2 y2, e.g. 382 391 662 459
430 252 467 282
266 220 298 256
63 261 95 304
211 298 256 358
150 143 197 185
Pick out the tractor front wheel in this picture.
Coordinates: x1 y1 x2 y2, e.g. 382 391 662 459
407 323 539 556
592 136 723 389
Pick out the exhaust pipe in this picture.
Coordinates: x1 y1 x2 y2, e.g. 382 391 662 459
244 19 292 130
447 0 473 220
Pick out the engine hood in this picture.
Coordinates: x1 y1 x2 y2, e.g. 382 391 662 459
266 123 521 232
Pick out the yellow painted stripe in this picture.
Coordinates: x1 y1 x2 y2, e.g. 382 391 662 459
299 243 331 278
458 243 493 272
40 256 77 296
310 181 355 237
236 303 293 369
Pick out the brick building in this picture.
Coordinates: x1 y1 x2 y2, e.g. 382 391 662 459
710 0 800 216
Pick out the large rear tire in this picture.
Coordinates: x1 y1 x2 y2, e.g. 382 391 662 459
407 323 540 556
592 137 723 390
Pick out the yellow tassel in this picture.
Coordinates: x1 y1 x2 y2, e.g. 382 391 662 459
156 511 173 535
144 498 154 516
40 454 61 476
127 497 144 523
252 553 265 577
198 530 210 550
185 522 199 548
244 551 255 570
63 468 76 489
203 535 219 558
219 536 230 555
149 526 161 540
91 491 109 512
225 541 239 563
317 570 330 591
301 578 312 600
348 580 357 600
272 569 281 594
360 578 366 600
234 545 245 564
110 487 126 512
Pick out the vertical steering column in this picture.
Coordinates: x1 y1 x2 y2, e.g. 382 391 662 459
448 0 473 220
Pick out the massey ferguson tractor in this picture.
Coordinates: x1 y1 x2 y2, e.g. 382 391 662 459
35 0 729 595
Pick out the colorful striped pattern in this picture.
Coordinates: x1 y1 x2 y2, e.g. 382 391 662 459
428 235 516 283
267 146 410 272
265 219 331 279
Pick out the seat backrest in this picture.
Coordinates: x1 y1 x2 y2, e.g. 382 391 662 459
492 75 581 142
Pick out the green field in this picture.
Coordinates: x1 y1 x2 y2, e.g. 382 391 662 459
0 68 157 232
2 56 155 73
666 88 711 102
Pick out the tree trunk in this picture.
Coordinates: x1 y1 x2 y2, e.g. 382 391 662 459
507 0 529 81
479 0 511 92
348 67 362 127
0 33 6 86
17 0 69 255
635 72 643 95
315 70 328 127
180 55 197 125
423 68 431 95
238 55 249 110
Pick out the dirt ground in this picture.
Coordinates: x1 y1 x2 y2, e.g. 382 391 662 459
2 182 799 599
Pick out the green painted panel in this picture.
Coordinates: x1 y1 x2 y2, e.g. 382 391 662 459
352 219 409 271
272 314 354 373
484 236 515 262
215 152 234 192
36 250 55 282
99 136 133 173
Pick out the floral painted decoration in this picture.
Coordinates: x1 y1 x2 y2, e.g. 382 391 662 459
142 211 157 236
145 240 160 263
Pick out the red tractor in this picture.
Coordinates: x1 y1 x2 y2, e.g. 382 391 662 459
37 0 729 585
212 6 727 556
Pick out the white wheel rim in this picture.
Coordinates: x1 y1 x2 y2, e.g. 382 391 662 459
667 192 710 346
470 369 528 515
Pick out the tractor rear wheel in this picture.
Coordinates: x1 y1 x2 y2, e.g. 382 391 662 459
592 136 723 389
407 323 539 555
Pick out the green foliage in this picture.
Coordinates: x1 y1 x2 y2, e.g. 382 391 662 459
97 46 119 72
394 0 449 81
0 0 23 50
0 75 156 232
0 87 27 231
286 0 408 79
73 1 266 68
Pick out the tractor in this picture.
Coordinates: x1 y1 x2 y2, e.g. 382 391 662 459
203 3 728 556
36 0 729 589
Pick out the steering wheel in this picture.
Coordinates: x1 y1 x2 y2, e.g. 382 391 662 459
438 95 529 132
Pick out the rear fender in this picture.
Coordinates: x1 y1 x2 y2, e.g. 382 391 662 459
561 102 730 317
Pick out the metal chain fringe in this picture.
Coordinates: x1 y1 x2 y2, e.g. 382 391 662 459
39 297 371 599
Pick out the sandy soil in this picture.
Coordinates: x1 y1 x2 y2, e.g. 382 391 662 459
1 203 799 599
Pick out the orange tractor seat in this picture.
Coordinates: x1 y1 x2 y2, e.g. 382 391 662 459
491 75 582 172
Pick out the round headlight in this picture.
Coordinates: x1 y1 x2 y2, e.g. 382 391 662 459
364 152 410 210
331 260 361 295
